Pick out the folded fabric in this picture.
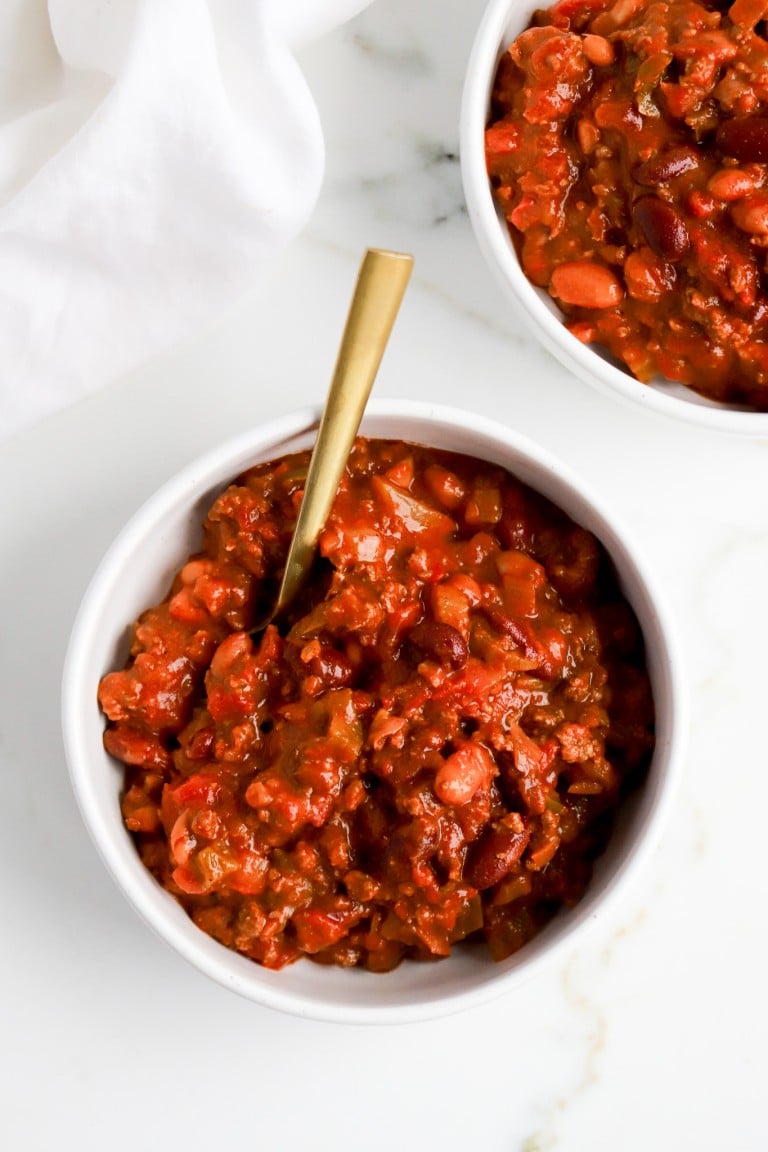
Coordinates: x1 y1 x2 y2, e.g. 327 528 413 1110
0 0 371 441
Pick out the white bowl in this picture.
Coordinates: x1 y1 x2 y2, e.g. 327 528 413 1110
460 0 768 436
62 399 685 1023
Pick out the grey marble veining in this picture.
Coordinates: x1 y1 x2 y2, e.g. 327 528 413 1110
1 1 766 1149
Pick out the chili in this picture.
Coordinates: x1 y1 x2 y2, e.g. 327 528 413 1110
486 0 768 409
98 439 654 971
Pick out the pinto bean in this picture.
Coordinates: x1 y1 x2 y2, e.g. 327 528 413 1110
687 189 718 218
716 116 768 164
732 193 768 234
576 119 600 154
434 743 496 807
632 195 690 262
550 261 623 309
582 34 615 66
707 167 761 201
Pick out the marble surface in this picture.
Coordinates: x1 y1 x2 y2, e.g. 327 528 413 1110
2 1 767 1149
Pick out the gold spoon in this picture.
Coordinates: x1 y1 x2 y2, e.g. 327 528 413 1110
254 247 413 632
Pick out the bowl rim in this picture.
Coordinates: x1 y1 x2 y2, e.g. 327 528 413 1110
459 0 768 436
62 398 687 1023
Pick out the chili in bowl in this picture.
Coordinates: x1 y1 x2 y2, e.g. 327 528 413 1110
461 0 768 433
62 400 684 1023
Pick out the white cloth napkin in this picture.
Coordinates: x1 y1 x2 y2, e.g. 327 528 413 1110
0 0 371 441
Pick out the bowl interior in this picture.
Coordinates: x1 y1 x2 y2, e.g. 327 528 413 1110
63 402 680 1022
460 0 768 434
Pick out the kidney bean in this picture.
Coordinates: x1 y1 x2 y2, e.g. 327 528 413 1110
479 604 562 679
464 823 531 890
634 146 699 185
716 116 768 163
550 261 623 309
307 643 353 687
409 620 468 668
632 195 690 261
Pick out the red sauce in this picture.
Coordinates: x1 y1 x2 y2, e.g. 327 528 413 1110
98 439 654 971
486 0 768 409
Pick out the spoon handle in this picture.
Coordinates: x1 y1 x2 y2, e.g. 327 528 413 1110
274 247 414 617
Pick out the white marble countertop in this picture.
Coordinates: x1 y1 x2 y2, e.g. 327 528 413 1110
2 1 767 1149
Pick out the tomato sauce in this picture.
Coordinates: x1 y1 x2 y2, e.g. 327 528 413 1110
486 0 768 409
98 440 654 971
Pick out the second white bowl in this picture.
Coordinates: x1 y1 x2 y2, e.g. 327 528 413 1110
460 0 768 435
